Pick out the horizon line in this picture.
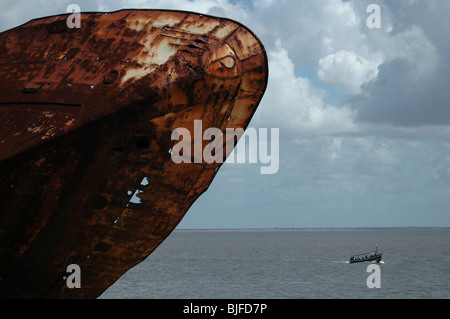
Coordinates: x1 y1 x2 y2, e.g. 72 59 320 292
175 226 450 231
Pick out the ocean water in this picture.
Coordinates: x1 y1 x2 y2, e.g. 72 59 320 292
99 228 450 299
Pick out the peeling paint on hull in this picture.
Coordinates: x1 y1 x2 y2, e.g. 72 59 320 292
0 9 268 298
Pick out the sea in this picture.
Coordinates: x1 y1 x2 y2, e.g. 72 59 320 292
99 228 449 299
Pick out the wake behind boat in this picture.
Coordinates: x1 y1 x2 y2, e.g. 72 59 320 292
349 245 382 264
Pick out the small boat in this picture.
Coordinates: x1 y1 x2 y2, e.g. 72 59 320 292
349 245 382 264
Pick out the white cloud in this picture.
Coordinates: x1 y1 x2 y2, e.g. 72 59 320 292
367 25 439 82
317 50 382 95
252 41 357 136
250 0 372 67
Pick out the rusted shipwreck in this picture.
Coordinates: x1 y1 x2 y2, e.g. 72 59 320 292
0 9 268 298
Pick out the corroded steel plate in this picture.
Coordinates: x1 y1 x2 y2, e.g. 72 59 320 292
0 9 268 298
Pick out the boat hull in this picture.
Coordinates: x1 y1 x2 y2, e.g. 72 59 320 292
349 254 382 264
0 10 268 298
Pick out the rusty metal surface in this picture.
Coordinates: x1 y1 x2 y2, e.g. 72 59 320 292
0 9 268 298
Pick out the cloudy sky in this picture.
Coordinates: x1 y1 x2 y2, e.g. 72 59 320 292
1 0 449 228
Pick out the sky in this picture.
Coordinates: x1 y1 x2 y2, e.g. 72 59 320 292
1 0 449 228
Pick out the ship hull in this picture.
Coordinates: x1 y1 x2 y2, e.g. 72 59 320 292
0 9 268 298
